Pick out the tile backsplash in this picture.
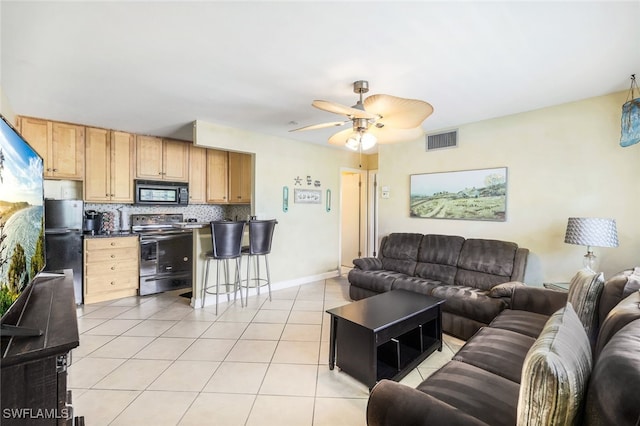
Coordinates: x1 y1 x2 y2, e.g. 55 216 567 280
84 203 251 231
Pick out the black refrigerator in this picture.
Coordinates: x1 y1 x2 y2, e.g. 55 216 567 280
44 199 84 304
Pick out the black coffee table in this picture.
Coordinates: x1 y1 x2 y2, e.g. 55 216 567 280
326 289 445 389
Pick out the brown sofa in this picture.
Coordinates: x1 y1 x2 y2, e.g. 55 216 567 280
348 233 529 340
366 268 640 426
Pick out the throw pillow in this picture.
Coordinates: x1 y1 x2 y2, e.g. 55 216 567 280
517 303 593 426
567 269 605 345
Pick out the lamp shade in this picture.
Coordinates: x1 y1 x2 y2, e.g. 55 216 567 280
564 217 619 248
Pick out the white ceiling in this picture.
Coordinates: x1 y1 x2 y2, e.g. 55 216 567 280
2 1 639 149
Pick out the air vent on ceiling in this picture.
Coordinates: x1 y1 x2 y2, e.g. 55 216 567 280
426 130 458 151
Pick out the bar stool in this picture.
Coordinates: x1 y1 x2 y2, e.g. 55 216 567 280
242 219 277 303
201 221 246 314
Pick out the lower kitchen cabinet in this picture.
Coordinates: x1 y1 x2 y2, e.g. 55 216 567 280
84 236 139 304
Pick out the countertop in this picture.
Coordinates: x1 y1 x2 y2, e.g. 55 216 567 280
82 231 137 239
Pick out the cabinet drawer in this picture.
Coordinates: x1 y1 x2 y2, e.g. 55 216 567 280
85 260 138 276
85 246 137 263
85 236 138 251
85 272 138 293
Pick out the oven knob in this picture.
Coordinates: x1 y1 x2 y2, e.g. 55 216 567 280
183 257 189 262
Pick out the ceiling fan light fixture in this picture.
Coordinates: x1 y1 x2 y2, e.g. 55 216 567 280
346 130 377 151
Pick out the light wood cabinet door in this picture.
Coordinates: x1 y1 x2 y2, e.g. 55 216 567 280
85 129 134 203
162 139 189 182
17 117 84 180
110 131 135 202
188 145 207 204
51 122 85 179
135 135 164 179
17 116 50 161
228 152 252 204
84 127 111 202
206 149 228 203
83 236 139 304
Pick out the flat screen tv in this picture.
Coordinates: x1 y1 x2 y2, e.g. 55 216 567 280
0 114 46 336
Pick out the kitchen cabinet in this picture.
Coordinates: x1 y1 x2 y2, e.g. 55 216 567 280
83 236 139 304
135 136 189 182
85 128 135 203
17 116 85 180
188 145 207 204
206 149 229 203
228 151 252 204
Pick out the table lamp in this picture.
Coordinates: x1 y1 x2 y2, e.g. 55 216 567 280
564 217 619 272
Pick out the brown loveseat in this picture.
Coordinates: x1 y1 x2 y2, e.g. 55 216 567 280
366 268 640 426
348 233 529 340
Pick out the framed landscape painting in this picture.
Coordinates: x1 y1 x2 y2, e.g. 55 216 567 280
410 167 507 221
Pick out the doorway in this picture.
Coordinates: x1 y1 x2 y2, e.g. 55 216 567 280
340 168 377 268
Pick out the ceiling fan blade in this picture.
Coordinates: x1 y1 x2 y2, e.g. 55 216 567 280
364 94 433 129
312 100 378 119
368 126 424 144
289 121 347 132
327 128 354 146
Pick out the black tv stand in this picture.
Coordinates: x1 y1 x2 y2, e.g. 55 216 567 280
0 323 43 337
1 269 80 425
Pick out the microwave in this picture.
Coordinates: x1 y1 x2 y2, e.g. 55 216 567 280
134 180 189 205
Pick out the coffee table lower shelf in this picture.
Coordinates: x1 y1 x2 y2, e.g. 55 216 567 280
377 335 440 383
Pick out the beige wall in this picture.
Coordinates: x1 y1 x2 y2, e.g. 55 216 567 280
0 86 17 123
194 120 365 286
377 91 639 284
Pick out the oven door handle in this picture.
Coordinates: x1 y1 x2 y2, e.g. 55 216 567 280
140 234 188 242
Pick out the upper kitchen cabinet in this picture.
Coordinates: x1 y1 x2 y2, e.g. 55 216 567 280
85 128 135 203
228 152 252 204
206 149 229 203
17 116 85 180
135 135 189 182
188 145 207 204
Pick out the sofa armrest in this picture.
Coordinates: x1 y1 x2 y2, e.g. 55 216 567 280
353 257 383 271
510 286 568 315
488 281 525 298
367 380 488 426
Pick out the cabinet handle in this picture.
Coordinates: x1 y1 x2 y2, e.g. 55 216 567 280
111 266 116 270
110 242 116 246
110 281 115 286
110 254 115 258
53 168 58 172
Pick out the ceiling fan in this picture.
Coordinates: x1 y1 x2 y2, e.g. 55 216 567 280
290 80 433 151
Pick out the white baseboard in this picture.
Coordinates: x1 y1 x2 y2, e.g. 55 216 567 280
191 269 341 309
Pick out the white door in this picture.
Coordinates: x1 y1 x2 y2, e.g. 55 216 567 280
341 170 367 267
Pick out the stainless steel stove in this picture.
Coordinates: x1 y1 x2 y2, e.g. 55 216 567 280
132 213 193 296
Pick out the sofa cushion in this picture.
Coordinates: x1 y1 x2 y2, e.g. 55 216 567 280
455 239 519 290
488 309 550 338
380 233 423 276
593 291 640 358
567 270 605 346
414 234 465 284
453 327 536 383
585 319 640 426
431 285 506 324
517 303 593 426
598 267 640 325
417 360 520 426
347 269 407 294
391 276 441 296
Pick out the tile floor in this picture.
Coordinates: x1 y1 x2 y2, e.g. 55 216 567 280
69 274 465 425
